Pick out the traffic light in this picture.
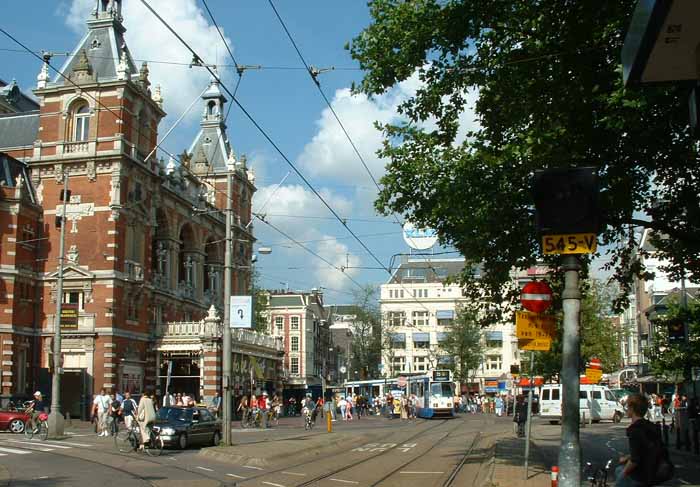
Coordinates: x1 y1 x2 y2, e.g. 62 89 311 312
533 167 599 235
510 364 520 375
668 316 686 344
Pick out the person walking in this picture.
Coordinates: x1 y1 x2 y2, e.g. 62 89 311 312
108 393 121 436
93 389 111 437
339 396 347 420
136 391 157 450
514 395 527 437
495 395 504 417
237 395 249 424
120 391 137 431
400 395 408 420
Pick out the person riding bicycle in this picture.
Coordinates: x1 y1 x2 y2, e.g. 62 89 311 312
26 391 47 433
302 395 315 424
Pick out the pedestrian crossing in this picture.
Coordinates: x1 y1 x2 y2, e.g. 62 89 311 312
0 439 77 456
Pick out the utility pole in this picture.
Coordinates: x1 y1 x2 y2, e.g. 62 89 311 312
221 166 233 446
48 173 69 438
524 351 535 479
558 255 582 487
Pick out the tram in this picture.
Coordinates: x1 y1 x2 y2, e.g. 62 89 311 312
344 377 399 399
407 370 456 418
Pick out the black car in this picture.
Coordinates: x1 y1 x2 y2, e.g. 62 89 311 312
154 406 221 449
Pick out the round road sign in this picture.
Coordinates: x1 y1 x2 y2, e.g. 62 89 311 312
520 281 553 313
397 376 407 388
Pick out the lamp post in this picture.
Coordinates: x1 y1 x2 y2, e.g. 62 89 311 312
48 173 69 438
221 162 234 446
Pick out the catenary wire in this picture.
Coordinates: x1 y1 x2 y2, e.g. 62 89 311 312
139 0 438 316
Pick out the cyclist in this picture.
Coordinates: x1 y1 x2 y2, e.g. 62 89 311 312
259 392 269 428
136 391 156 450
27 391 47 433
237 395 249 425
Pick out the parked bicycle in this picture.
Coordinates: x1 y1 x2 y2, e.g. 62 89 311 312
23 412 49 441
115 424 163 457
584 459 613 487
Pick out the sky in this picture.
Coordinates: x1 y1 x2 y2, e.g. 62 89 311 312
1 0 471 304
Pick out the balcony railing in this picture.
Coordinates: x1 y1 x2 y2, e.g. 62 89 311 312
124 260 144 281
157 319 283 352
63 141 89 154
233 328 284 351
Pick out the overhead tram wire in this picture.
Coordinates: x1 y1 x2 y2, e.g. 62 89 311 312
266 0 448 302
254 215 365 290
137 1 399 278
0 26 364 297
187 2 436 317
146 0 434 318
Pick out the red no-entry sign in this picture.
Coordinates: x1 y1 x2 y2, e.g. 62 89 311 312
520 281 553 314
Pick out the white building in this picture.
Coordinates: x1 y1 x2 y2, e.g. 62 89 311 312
379 257 521 394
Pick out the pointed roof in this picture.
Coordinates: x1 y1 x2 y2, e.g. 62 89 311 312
188 77 234 174
51 3 137 86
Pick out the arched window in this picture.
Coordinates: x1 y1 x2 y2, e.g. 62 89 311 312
73 104 90 141
207 101 216 117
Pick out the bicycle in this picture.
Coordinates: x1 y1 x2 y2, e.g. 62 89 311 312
115 423 163 457
24 412 49 441
267 408 279 427
584 459 613 486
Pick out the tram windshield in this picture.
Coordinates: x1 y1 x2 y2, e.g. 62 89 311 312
430 382 454 397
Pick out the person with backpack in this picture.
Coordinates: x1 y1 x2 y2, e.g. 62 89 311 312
616 393 674 486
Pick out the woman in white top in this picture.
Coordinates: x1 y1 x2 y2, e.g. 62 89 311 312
136 391 157 448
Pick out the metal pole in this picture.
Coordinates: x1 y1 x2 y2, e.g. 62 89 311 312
222 169 233 446
524 351 535 479
558 255 581 486
48 173 69 438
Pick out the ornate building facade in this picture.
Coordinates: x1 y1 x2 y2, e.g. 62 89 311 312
0 0 270 417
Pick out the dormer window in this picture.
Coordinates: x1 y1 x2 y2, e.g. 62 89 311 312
73 103 90 142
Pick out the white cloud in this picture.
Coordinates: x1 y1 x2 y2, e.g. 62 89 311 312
65 0 234 121
314 237 361 289
297 71 478 186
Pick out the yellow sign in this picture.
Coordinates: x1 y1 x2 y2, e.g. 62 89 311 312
542 233 597 255
515 311 555 340
585 368 603 383
518 338 552 351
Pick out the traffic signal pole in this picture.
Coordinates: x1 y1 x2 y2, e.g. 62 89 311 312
222 168 233 446
558 255 582 487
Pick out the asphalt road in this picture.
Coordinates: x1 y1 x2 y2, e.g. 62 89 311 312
0 415 498 487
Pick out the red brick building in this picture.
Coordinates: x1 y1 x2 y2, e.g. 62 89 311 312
0 0 257 417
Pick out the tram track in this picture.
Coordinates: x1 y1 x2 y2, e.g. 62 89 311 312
237 418 450 486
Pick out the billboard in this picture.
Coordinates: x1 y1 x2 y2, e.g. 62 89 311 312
230 296 252 328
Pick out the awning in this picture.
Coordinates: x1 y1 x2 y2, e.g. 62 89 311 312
436 310 454 319
486 331 503 341
437 332 448 342
412 332 430 342
391 333 406 342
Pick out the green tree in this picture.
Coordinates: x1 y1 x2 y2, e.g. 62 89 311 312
646 297 700 382
349 285 383 379
250 268 269 333
533 279 622 378
440 306 483 383
349 1 700 314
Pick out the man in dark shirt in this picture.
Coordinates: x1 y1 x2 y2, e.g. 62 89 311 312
28 391 47 432
616 393 664 486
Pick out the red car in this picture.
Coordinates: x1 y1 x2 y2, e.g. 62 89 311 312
0 409 29 433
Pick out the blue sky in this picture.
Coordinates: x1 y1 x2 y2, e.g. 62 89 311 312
1 0 464 303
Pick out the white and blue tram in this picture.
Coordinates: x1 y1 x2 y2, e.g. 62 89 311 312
344 377 399 399
407 370 456 418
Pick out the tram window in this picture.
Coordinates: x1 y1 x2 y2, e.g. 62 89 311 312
430 383 453 397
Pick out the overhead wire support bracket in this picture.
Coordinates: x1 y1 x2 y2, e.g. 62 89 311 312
308 65 335 85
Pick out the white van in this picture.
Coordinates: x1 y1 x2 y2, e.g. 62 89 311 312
539 384 624 424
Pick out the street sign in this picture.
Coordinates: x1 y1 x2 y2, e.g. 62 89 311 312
518 338 552 351
516 311 555 339
541 233 597 255
585 357 603 383
230 296 252 328
520 281 553 313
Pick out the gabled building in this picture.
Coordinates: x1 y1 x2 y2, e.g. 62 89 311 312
0 0 260 416
268 289 333 399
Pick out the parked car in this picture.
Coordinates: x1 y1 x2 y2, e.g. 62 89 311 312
154 406 221 449
0 409 30 433
540 384 624 424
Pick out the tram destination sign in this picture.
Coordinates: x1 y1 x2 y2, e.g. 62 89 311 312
432 370 451 382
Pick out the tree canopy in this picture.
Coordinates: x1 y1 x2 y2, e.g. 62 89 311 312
349 1 699 314
440 305 483 382
349 285 383 379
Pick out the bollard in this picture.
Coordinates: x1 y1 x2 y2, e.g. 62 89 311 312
551 465 559 487
327 409 332 433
